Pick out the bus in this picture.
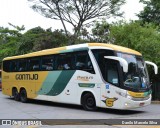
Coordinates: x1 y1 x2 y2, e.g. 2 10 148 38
2 43 158 110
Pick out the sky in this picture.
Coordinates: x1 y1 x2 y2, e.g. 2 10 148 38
0 0 144 32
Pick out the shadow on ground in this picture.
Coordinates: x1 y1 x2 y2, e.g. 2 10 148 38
6 97 145 115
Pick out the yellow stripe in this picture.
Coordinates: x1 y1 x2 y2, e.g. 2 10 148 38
128 91 145 98
88 43 142 56
3 43 142 60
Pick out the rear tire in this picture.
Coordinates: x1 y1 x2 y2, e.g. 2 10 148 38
20 89 28 103
82 93 97 111
12 88 20 101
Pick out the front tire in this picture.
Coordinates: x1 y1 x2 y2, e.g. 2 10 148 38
20 89 28 103
82 93 97 111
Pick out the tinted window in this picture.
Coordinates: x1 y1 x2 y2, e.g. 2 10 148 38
92 49 114 63
28 58 40 71
18 59 27 71
75 51 95 74
42 56 54 71
56 54 73 70
3 51 95 74
3 61 10 72
10 61 18 72
92 49 117 83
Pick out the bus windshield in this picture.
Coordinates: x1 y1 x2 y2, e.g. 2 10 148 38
117 52 150 89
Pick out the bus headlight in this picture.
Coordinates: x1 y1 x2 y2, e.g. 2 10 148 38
125 103 128 106
116 91 127 97
116 91 132 99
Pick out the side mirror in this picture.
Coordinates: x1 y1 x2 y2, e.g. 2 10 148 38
104 56 128 73
145 61 158 74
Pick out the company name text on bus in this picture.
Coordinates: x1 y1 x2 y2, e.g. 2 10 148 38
15 74 38 80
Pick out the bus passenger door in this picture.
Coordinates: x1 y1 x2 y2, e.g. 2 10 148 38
101 60 120 108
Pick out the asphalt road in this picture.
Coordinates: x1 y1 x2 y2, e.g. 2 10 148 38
0 91 160 128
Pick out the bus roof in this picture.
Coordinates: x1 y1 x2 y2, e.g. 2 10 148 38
3 43 142 60
88 43 141 56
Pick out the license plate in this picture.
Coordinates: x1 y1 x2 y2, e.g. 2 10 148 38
139 102 145 106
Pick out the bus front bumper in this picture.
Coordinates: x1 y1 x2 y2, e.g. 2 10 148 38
121 95 151 109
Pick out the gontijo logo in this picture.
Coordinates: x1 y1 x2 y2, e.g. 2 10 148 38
102 95 118 107
15 74 38 80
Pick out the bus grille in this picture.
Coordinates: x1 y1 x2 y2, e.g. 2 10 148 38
131 96 150 101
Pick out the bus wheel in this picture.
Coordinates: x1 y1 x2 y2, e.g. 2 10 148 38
82 93 97 111
20 89 28 103
12 88 20 101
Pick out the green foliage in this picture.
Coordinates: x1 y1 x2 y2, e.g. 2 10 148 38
0 26 70 64
110 21 160 57
90 20 160 80
17 27 70 54
91 20 110 42
0 26 22 63
109 21 160 79
90 20 160 67
1 21 160 81
138 0 160 27
17 26 46 54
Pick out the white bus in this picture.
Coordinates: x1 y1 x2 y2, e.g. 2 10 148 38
2 43 158 110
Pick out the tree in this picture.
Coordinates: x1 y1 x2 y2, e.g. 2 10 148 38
8 23 25 32
17 26 58 54
109 21 160 79
0 26 22 63
0 25 70 64
28 0 125 42
91 20 110 43
17 27 70 54
91 20 160 78
138 0 160 27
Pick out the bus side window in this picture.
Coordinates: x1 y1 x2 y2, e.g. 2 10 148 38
3 61 10 72
28 58 40 71
92 49 115 80
41 56 54 71
10 61 18 72
75 51 95 74
18 59 27 71
56 53 73 70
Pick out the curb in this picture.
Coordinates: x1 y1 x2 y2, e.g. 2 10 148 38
151 101 160 104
